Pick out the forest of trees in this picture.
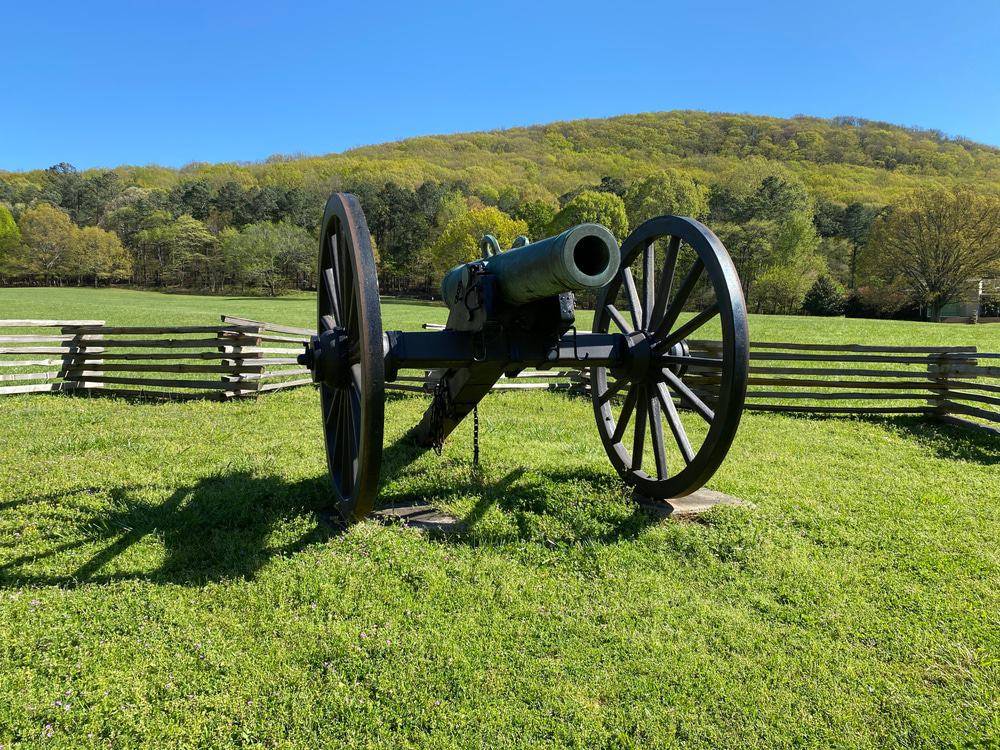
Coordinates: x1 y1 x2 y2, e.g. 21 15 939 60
2 111 999 316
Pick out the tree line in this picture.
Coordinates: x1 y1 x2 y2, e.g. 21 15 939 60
1 157 998 318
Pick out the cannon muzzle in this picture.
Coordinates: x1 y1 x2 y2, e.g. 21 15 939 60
442 223 620 307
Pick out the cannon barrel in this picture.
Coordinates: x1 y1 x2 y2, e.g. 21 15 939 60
442 223 621 306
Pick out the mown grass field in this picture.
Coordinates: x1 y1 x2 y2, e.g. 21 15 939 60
1 288 998 749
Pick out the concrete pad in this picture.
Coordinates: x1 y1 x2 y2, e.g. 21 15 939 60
373 503 463 534
635 487 751 520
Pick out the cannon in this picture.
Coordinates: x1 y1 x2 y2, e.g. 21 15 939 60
299 193 750 521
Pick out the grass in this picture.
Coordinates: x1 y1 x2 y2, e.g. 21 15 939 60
0 288 998 748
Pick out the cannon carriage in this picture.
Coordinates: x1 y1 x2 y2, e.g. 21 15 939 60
298 193 750 521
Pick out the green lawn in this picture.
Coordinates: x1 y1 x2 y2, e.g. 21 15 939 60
1 288 998 748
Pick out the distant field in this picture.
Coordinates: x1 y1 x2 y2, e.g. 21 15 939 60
0 288 998 748
3 286 1000 350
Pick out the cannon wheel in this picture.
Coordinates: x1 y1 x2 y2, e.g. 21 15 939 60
316 193 385 521
591 216 749 501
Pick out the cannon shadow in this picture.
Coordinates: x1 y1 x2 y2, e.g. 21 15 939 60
375 433 659 545
0 472 338 589
0 433 664 588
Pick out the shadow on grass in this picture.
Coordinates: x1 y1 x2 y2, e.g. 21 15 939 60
754 411 999 465
0 472 339 589
376 433 657 545
0 437 656 589
877 416 999 464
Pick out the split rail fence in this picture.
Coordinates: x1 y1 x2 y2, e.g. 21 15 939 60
386 323 1000 434
0 316 311 400
2 316 998 433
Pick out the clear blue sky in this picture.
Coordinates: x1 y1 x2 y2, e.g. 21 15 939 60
3 0 999 172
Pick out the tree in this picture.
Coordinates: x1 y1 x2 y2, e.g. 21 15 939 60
41 163 83 217
513 199 557 240
842 202 880 288
167 179 212 220
753 265 809 315
867 187 1000 320
714 220 773 300
756 212 825 313
0 204 23 276
624 170 709 227
18 204 77 282
802 275 846 316
71 226 132 286
74 171 123 226
548 190 628 241
135 214 216 287
430 207 528 278
709 157 810 223
221 222 315 295
100 187 164 248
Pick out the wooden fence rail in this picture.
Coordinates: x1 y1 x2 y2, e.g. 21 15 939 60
2 317 998 433
390 324 1000 434
0 316 311 400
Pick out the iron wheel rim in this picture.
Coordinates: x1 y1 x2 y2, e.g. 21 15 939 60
591 215 749 500
317 193 385 521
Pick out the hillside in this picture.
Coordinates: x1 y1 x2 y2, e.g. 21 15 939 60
2 110 999 319
5 111 1000 206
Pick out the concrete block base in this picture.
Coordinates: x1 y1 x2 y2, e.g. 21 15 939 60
635 487 751 520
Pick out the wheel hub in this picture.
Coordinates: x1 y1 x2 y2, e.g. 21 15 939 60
664 339 691 377
300 328 352 388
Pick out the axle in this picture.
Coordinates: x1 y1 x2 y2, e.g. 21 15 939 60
299 325 695 447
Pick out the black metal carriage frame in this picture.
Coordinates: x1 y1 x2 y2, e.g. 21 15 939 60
299 193 750 521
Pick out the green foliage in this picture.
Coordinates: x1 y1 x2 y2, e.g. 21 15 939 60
134 214 217 287
72 226 132 284
710 160 811 224
18 203 77 280
624 169 709 226
867 186 1000 318
549 190 629 241
4 111 1000 308
512 199 557 240
430 207 528 278
220 222 315 295
802 275 847 316
714 220 774 299
0 204 22 274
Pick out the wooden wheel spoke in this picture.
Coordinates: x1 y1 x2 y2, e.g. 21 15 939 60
612 385 640 443
607 304 631 334
322 266 341 324
661 368 714 423
660 303 719 350
324 387 340 427
328 234 345 321
648 395 668 479
655 382 695 464
599 376 629 404
649 236 680 329
642 242 654 329
621 267 643 331
333 392 349 489
653 258 704 341
335 229 358 338
631 386 647 471
346 386 361 482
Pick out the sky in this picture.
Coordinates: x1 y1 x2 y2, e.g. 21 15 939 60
3 0 999 172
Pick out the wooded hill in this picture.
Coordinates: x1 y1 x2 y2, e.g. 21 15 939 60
2 111 999 317
5 111 999 205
